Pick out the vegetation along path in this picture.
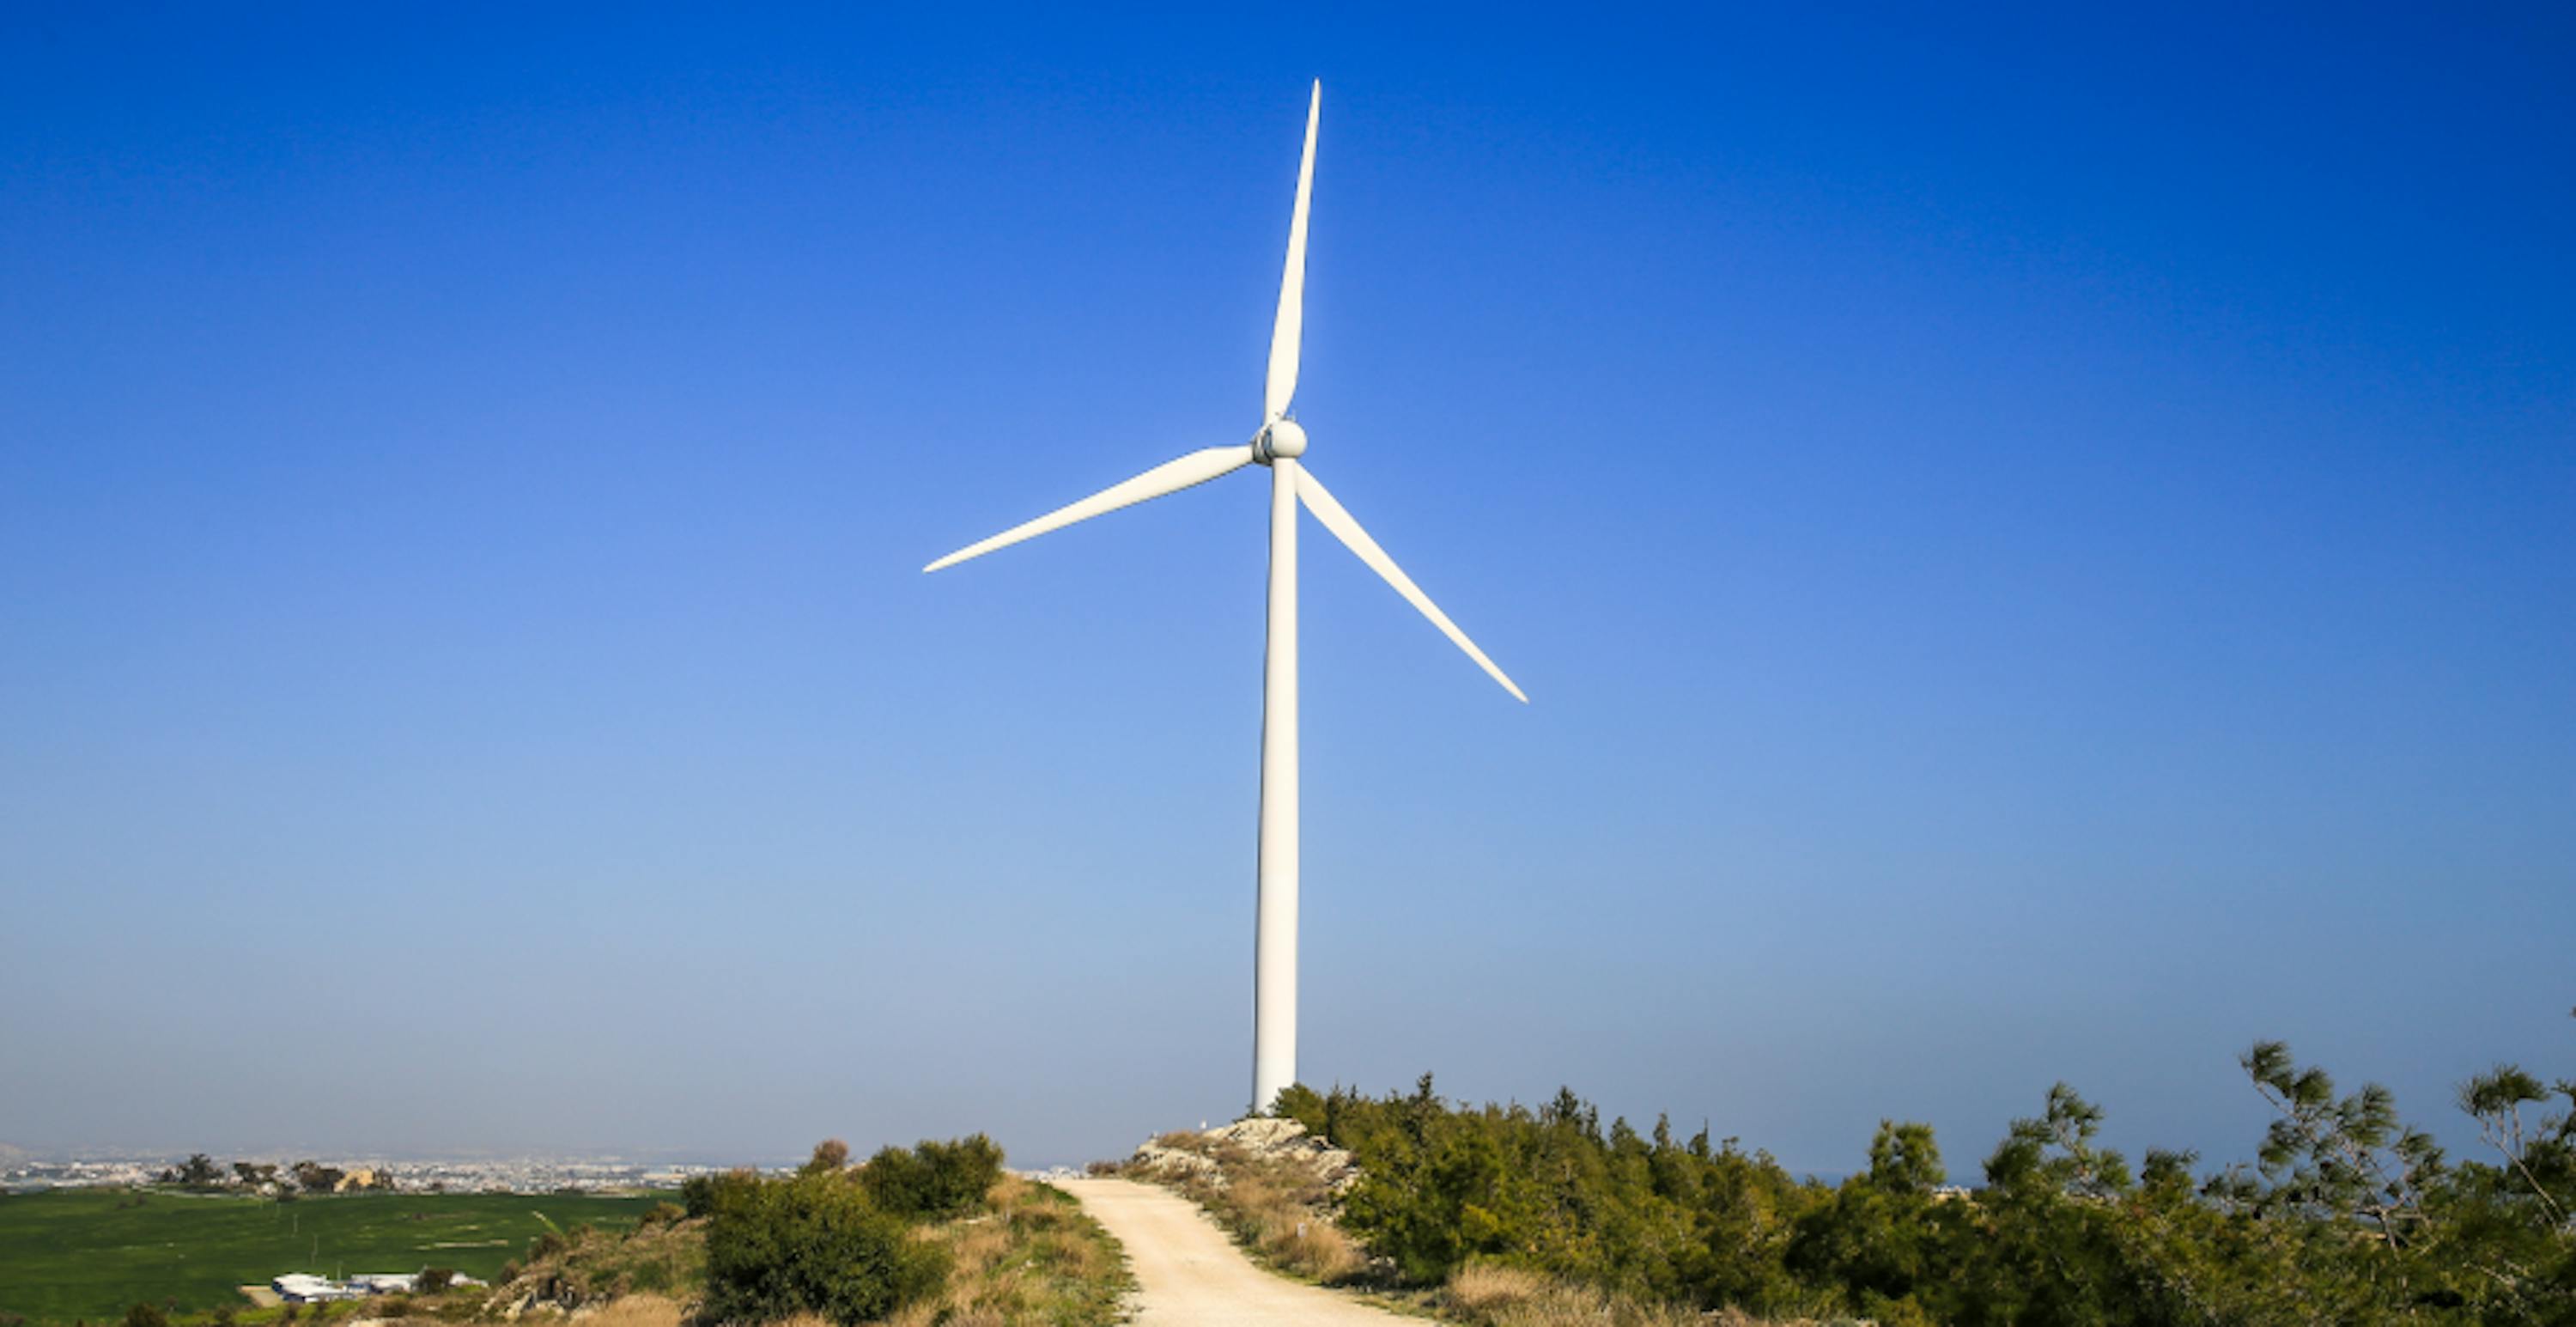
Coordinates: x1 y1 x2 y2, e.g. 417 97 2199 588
1059 1177 1403 1324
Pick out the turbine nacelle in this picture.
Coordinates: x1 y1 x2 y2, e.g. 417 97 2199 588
1254 417 1308 464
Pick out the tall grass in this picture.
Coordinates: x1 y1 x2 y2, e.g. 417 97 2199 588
884 1176 1127 1327
565 1294 687 1327
1444 1262 1716 1327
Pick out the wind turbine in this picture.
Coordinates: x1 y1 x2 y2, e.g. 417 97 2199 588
926 82 1526 1114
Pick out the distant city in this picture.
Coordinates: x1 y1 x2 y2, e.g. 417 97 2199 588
0 1151 741 1195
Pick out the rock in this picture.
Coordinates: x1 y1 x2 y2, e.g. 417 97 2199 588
1131 1117 1361 1193
1130 1138 1223 1186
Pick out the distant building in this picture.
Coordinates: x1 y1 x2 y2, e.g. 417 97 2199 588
270 1275 358 1303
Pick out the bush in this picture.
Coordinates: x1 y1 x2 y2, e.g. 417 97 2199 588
120 1306 167 1327
683 1168 761 1219
414 1268 455 1294
1271 1082 1327 1129
499 1204 707 1308
859 1135 1005 1221
1317 1035 2576 1327
702 1171 949 1324
804 1138 852 1174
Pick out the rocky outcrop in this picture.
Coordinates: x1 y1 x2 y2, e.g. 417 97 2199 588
1128 1117 1360 1193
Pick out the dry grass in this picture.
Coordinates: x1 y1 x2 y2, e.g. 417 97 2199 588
1447 1263 1552 1313
884 1175 1127 1327
567 1294 686 1327
1260 1215 1362 1282
1219 1153 1358 1282
1710 1312 1826 1327
1134 1133 1366 1286
494 1214 707 1312
1441 1262 1728 1327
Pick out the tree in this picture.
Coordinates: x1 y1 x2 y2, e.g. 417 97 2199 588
2460 1060 2573 1223
175 1154 222 1188
1786 1123 1956 1318
683 1168 761 1219
1983 1083 2130 1199
802 1138 851 1175
2441 1018 2576 1322
413 1269 454 1294
702 1171 948 1325
1867 1121 1947 1196
1271 1082 1327 1130
858 1135 1005 1221
290 1160 345 1193
2241 1040 2445 1249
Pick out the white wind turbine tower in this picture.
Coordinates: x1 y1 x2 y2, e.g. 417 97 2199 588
926 82 1526 1114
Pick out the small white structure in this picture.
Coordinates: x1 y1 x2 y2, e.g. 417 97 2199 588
349 1275 416 1294
271 1275 359 1303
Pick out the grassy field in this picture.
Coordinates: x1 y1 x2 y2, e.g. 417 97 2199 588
0 1188 666 1324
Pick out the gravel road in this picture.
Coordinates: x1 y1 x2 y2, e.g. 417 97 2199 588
1056 1176 1408 1324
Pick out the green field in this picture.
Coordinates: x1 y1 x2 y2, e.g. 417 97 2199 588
0 1189 666 1324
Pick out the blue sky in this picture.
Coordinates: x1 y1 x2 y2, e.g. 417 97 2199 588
3 3 2569 1173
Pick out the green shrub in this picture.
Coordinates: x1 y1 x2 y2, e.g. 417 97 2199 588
702 1171 948 1324
858 1135 1005 1221
683 1168 761 1219
1270 1082 1327 1130
1316 1037 2576 1327
802 1138 852 1175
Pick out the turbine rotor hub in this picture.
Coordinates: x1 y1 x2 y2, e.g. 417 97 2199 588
1255 417 1308 463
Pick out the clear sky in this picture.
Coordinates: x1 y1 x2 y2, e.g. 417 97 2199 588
3 3 2569 1174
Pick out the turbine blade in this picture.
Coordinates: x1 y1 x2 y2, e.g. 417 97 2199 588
1264 82 1320 423
1295 466 1528 703
925 446 1256 572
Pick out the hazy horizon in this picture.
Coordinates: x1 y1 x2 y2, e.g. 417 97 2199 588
5 4 2569 1178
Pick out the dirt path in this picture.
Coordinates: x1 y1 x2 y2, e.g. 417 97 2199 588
1057 1177 1408 1324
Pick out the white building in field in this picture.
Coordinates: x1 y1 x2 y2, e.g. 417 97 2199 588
270 1275 358 1303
